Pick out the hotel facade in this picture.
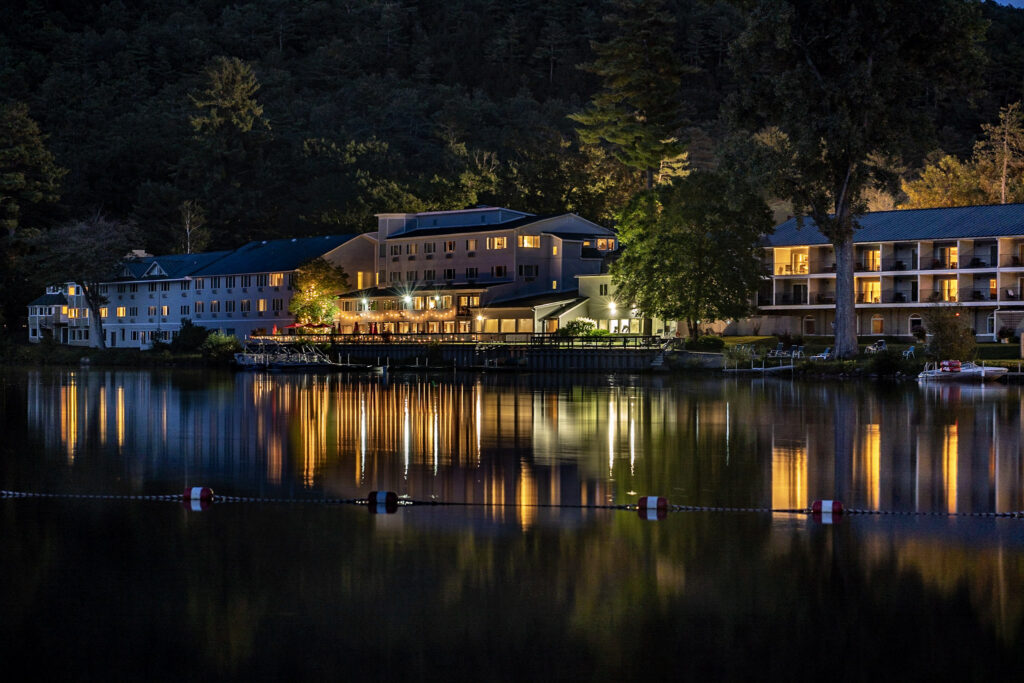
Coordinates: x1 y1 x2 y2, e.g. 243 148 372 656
28 206 656 348
760 204 1024 340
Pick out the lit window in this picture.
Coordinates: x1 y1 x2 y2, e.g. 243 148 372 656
269 273 284 287
518 235 540 248
258 299 267 312
552 246 558 256
67 285 76 295
486 236 507 249
597 238 615 250
161 305 168 316
552 280 558 290
116 307 126 317
68 308 78 319
466 239 477 251
100 307 108 318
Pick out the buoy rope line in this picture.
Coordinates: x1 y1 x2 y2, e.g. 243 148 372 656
1 489 1023 518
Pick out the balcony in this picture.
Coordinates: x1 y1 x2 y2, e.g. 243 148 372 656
856 292 881 304
815 293 836 304
967 290 998 301
927 259 958 270
1000 255 1024 268
776 293 808 305
854 262 881 273
961 255 993 269
774 264 809 275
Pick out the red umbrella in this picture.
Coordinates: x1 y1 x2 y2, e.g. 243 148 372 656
271 324 278 335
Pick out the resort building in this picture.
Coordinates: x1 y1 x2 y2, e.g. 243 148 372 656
28 235 375 348
28 206 635 347
336 207 619 336
760 204 1024 339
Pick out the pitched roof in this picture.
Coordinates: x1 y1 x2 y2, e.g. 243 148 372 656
391 215 556 239
767 204 1024 247
486 291 583 309
29 293 67 306
191 235 360 276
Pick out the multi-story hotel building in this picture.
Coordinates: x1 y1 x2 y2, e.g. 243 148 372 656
28 234 375 348
336 207 619 336
28 206 625 347
761 204 1024 339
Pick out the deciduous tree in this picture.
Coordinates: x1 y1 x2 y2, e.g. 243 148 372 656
288 257 350 327
730 0 985 358
29 215 140 349
610 171 771 340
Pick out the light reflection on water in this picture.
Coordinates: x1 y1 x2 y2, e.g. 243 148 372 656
2 368 1024 678
17 369 1024 517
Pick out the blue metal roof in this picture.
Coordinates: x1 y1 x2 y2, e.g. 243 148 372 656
766 204 1024 247
191 235 360 276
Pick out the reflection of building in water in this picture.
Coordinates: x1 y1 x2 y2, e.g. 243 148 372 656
23 371 1024 515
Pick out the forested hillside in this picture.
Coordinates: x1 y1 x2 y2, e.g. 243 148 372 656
1 0 1023 330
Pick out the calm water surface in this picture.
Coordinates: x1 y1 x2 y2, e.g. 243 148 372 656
1 368 1022 681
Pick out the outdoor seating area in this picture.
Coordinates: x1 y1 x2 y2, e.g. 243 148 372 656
865 340 887 354
810 347 832 361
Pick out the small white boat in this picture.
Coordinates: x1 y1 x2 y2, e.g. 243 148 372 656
917 360 1008 383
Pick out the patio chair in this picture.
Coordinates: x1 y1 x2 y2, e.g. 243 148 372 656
810 347 831 361
766 343 784 358
791 345 805 359
901 346 915 359
865 340 887 354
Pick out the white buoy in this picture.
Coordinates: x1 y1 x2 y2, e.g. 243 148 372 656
368 490 398 514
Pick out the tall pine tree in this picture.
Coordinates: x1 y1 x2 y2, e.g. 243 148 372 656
570 0 688 190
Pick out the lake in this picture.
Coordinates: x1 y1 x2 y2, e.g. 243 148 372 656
1 367 1022 680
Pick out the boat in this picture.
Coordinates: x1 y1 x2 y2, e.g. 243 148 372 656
917 360 1008 383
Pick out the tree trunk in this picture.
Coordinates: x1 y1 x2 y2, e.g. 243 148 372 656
833 237 858 358
83 285 107 350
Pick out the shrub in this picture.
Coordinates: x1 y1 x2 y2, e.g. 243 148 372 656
685 335 725 351
921 303 976 360
864 350 917 377
558 318 597 337
587 328 611 337
171 319 211 353
199 332 242 362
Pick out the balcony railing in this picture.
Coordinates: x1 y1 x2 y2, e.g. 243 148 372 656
1000 255 1024 268
776 293 808 305
927 259 958 270
959 254 995 269
854 262 881 273
880 258 914 271
774 264 809 275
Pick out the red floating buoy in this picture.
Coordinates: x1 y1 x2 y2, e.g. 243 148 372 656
183 486 214 502
638 496 669 521
368 490 398 514
811 499 843 524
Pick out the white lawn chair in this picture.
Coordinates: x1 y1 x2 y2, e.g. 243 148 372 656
810 347 832 361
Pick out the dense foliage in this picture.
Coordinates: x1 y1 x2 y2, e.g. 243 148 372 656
611 171 771 340
2 0 1024 338
288 257 350 327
